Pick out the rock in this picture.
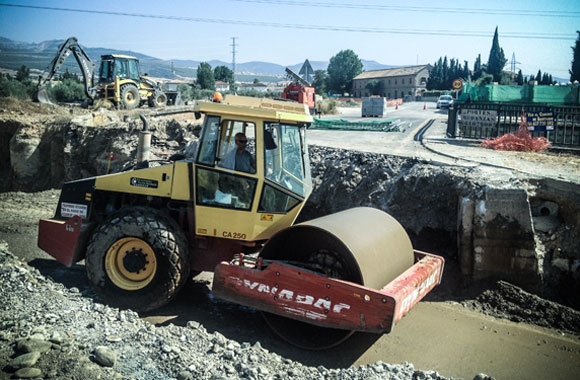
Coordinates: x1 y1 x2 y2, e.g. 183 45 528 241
177 370 194 380
94 345 116 367
473 374 496 380
10 351 41 369
186 320 200 329
49 331 66 344
17 338 52 353
14 367 42 378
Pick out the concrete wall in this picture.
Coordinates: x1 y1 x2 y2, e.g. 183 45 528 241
459 187 542 292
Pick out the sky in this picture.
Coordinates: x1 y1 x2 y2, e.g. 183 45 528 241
0 0 578 80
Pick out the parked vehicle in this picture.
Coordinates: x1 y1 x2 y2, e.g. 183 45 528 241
436 95 454 109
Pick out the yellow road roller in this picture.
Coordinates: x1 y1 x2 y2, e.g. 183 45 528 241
38 95 444 349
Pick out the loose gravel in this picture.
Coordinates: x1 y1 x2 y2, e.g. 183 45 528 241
0 241 469 380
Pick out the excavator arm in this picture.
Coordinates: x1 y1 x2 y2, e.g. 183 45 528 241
37 37 97 104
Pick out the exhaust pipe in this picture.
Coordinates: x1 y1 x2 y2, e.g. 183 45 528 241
136 114 151 164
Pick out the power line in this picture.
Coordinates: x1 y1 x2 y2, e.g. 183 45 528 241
0 3 575 41
230 0 580 18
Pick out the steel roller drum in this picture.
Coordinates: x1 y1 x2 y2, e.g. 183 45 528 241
260 207 414 289
259 207 414 349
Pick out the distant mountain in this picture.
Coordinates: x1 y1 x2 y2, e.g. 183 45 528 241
0 36 399 81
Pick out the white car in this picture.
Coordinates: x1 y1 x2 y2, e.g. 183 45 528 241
436 95 454 109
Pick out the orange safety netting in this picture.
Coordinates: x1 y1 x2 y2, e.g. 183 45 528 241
481 109 551 152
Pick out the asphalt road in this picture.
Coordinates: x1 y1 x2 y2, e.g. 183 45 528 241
310 101 452 160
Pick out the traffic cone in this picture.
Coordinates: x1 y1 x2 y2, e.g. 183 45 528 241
423 103 427 110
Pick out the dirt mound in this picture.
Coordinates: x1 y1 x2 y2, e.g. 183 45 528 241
464 280 580 336
0 97 87 123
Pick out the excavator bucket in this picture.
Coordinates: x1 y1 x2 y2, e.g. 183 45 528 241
36 85 54 104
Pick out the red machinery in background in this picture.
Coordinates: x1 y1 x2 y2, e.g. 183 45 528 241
282 67 316 115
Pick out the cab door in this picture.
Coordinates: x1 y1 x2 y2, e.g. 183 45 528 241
193 115 261 240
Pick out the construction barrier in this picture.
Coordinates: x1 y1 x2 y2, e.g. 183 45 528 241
312 118 399 132
447 102 580 147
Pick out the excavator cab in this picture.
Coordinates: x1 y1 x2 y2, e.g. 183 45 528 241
98 55 141 84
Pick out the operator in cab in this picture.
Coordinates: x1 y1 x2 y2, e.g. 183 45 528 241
222 132 256 174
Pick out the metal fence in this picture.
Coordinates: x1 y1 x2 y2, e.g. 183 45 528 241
447 103 580 147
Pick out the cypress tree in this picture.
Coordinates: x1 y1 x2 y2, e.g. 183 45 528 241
473 54 482 80
487 27 507 83
570 31 580 83
516 70 524 85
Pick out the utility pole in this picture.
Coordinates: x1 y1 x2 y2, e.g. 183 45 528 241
231 37 237 93
510 52 521 74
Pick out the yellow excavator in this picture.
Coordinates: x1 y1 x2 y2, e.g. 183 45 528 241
38 95 444 349
36 37 167 109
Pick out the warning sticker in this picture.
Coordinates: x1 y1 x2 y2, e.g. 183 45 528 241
130 177 159 189
61 202 88 218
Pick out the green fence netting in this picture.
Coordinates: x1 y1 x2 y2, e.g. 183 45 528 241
457 84 579 105
311 118 399 132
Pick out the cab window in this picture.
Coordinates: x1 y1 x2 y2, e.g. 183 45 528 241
113 59 128 79
127 59 140 81
217 121 256 174
264 122 306 196
195 117 258 211
99 60 112 82
196 167 256 211
197 116 220 165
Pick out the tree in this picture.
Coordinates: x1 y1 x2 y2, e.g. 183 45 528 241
16 65 30 82
326 49 363 94
487 27 507 83
214 65 234 84
196 62 215 90
536 70 542 84
253 78 260 84
473 54 482 80
312 69 327 94
516 70 524 85
542 72 550 85
365 80 383 95
427 56 468 90
570 31 580 83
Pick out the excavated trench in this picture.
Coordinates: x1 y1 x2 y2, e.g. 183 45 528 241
1 104 579 311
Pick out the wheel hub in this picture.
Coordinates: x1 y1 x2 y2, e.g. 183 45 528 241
105 237 157 290
122 248 148 274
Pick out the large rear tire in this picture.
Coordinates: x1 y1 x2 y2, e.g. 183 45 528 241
85 207 190 312
120 84 140 110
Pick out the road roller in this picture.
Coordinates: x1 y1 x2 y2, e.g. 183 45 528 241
38 95 444 349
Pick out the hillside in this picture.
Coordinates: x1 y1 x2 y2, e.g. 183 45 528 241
0 36 396 82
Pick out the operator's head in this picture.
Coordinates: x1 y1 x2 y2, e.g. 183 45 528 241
235 132 247 151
